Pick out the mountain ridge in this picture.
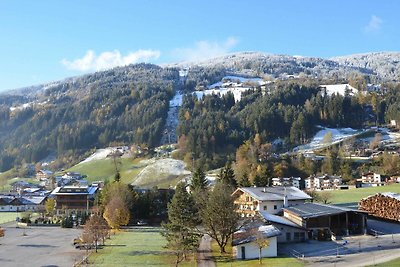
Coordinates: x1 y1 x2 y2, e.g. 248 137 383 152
2 51 400 96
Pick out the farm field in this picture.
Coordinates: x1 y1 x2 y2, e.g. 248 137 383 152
89 227 194 266
329 183 400 204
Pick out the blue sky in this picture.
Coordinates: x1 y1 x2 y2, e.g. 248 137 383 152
0 0 399 91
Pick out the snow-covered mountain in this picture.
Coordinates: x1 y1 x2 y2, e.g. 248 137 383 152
332 52 400 81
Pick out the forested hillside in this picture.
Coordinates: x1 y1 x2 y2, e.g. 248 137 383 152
0 64 178 171
176 81 366 170
0 52 399 174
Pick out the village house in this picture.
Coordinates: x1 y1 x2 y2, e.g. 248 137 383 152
0 195 47 212
305 174 342 190
258 211 308 243
232 224 280 260
388 174 400 183
357 172 384 187
232 186 312 217
272 177 301 189
51 185 98 214
36 169 53 181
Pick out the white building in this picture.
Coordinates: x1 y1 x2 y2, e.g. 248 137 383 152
0 195 47 212
305 175 342 190
232 225 280 260
357 172 384 187
232 187 312 217
272 177 301 189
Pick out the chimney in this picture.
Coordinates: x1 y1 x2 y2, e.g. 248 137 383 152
283 187 288 208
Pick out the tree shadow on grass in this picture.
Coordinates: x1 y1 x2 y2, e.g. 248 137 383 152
18 244 58 248
212 254 234 263
125 250 173 256
103 244 126 247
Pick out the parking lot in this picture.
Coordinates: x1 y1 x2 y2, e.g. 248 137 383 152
0 223 84 267
279 218 400 266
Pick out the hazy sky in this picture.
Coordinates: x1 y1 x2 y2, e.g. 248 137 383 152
0 0 398 91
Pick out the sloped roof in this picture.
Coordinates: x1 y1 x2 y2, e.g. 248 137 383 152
284 203 352 219
258 211 302 228
232 225 281 246
51 186 98 195
233 186 312 201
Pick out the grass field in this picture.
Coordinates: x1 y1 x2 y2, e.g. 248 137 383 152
0 212 18 224
68 157 146 184
329 183 400 204
89 227 194 266
366 257 400 266
211 240 305 267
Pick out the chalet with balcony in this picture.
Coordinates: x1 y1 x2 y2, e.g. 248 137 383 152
357 172 384 187
232 186 312 217
51 185 98 214
272 177 301 189
305 175 342 190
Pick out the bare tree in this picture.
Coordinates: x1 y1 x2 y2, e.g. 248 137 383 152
81 213 110 252
253 230 270 265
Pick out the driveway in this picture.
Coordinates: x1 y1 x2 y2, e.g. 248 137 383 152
0 223 84 267
280 234 400 266
197 234 216 267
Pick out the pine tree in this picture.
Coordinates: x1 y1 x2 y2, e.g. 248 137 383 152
190 167 208 192
218 162 237 189
238 173 251 187
162 182 200 266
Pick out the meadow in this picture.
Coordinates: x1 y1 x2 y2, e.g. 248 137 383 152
89 227 194 267
329 183 400 204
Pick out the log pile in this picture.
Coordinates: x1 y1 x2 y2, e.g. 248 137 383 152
359 193 400 221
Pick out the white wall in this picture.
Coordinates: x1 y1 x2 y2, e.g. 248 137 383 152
234 236 277 259
258 200 306 215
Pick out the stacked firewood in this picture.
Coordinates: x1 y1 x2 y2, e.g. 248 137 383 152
359 193 400 221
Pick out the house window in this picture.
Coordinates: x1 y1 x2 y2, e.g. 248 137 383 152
274 205 277 210
286 232 291 241
300 232 306 241
263 206 267 210
294 232 301 241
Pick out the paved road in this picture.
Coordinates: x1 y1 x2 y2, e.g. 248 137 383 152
281 233 400 266
197 234 216 267
0 223 84 267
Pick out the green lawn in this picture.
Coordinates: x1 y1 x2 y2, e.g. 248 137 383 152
211 240 305 267
0 212 19 224
89 227 195 267
68 157 146 184
329 183 400 204
366 257 400 266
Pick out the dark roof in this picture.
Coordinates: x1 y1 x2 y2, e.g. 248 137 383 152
233 186 312 201
284 203 352 219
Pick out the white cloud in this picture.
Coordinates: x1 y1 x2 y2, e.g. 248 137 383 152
61 49 160 71
171 37 239 62
364 15 383 33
